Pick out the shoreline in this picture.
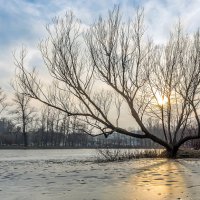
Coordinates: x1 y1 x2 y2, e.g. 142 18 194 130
0 147 200 159
0 146 161 150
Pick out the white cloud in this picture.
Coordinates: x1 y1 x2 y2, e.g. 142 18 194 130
142 0 200 43
0 0 200 101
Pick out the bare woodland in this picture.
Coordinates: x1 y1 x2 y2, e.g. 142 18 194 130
13 7 200 157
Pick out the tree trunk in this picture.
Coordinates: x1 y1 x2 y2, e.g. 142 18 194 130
166 146 179 158
24 132 27 147
23 122 27 147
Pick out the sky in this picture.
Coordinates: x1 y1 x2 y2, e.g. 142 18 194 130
0 0 200 93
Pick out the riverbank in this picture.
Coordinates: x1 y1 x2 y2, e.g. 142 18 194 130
176 149 200 158
1 146 200 159
0 146 161 150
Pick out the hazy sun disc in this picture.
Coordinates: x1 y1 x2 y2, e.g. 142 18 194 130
156 94 168 106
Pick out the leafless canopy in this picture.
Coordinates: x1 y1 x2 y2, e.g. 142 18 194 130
11 78 36 147
14 7 200 156
0 87 7 114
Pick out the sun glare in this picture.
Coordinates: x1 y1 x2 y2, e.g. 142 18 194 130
156 93 168 106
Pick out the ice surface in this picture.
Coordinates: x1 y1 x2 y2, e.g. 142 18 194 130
0 149 199 200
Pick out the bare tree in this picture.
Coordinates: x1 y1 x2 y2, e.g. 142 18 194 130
0 87 7 114
12 92 36 147
11 82 36 147
14 7 200 157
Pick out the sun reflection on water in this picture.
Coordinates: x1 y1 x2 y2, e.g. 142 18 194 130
111 160 190 200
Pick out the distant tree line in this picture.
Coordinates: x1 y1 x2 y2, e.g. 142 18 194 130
0 101 198 149
0 85 199 149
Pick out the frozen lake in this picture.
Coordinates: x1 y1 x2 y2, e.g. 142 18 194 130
0 149 200 200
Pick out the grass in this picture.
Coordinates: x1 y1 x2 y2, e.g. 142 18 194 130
175 149 200 158
96 148 165 162
96 148 200 162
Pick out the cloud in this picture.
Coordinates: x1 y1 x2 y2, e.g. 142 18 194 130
0 0 200 94
142 0 200 42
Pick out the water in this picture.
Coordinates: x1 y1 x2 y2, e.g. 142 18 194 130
0 149 96 162
0 149 200 200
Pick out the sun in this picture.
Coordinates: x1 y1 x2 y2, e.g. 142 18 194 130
155 93 168 106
